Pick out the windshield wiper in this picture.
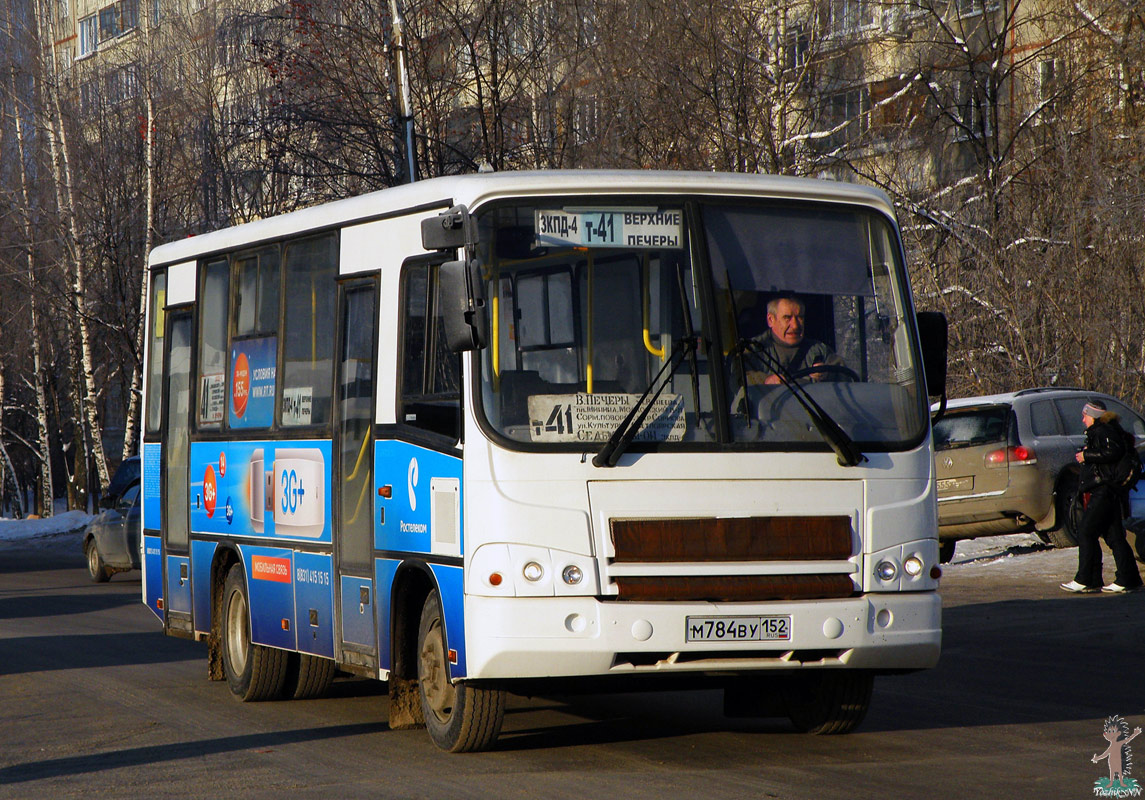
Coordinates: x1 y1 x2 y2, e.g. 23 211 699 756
734 338 867 467
592 336 699 468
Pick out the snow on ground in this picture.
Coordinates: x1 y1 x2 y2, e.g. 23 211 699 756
0 511 92 543
944 532 1076 580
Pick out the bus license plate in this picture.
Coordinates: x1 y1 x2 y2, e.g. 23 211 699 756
685 615 791 642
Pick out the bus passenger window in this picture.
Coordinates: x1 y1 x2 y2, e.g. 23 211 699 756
197 259 229 428
281 235 337 427
144 271 166 436
229 246 280 430
400 262 460 441
234 246 280 338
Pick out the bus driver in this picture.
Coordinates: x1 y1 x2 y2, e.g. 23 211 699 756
746 294 842 385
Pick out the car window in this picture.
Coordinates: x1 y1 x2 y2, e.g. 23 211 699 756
1106 401 1145 437
932 407 1009 449
118 483 141 512
1054 398 1091 436
1029 400 1060 436
106 457 141 500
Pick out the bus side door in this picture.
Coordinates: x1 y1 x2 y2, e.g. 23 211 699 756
333 280 380 672
162 310 194 636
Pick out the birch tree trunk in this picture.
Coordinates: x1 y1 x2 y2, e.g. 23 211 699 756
122 93 155 462
11 97 55 518
37 0 111 493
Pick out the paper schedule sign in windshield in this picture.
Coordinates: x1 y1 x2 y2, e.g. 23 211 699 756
527 393 687 443
535 209 684 249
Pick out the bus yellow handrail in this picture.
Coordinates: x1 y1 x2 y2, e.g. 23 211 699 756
347 469 370 525
586 255 594 393
345 426 370 483
642 255 665 359
492 293 500 390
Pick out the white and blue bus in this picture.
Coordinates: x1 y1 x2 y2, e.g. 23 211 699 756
141 170 947 752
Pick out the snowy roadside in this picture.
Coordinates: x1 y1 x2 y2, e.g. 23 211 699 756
0 510 92 545
944 532 1076 580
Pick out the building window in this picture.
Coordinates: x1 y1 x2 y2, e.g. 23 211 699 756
785 26 809 72
80 78 101 116
1038 58 1058 117
956 0 1001 16
99 4 121 39
96 0 139 43
955 79 992 140
828 0 877 36
821 86 871 149
79 14 97 55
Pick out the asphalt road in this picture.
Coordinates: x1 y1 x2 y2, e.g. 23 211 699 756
1 534 1142 800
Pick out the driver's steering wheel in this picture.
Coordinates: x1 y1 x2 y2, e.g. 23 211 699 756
786 364 861 382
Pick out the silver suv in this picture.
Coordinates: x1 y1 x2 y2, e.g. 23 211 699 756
932 388 1145 562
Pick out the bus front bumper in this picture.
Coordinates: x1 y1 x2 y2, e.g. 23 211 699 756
461 591 940 679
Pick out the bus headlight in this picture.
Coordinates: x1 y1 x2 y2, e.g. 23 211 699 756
467 544 599 597
903 555 924 577
876 560 898 582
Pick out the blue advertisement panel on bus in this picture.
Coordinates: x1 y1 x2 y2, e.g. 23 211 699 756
189 439 332 544
228 336 277 429
374 440 463 556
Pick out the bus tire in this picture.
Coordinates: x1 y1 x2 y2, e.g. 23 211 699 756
938 540 956 564
221 563 287 701
417 590 505 752
282 653 336 700
784 671 874 735
85 540 111 583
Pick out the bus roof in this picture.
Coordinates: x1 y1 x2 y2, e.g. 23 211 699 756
147 170 896 270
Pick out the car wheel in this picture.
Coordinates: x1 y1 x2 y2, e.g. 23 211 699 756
85 539 111 583
221 563 287 701
417 590 505 752
938 540 956 564
784 671 874 735
1047 473 1080 548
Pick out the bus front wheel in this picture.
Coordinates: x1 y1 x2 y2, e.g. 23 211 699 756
417 590 505 752
784 671 874 735
221 563 287 701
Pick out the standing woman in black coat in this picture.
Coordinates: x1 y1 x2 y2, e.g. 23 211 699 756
1061 400 1144 593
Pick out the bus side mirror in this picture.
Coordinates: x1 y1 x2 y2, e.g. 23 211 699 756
440 259 487 352
916 310 948 398
422 205 474 251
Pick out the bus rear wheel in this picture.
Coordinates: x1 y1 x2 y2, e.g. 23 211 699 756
784 671 874 735
282 653 336 700
417 590 505 752
221 563 287 701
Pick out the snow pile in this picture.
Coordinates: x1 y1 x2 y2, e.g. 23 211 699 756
0 510 92 543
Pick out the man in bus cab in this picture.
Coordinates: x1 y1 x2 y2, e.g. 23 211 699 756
746 293 841 385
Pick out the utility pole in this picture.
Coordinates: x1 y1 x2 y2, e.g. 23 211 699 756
389 0 417 183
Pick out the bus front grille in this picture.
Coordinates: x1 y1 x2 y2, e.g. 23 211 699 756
610 516 854 562
607 516 858 601
613 574 856 602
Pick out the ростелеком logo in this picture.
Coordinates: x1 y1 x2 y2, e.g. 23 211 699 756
408 457 419 511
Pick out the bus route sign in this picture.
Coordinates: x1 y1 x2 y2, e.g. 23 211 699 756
527 392 686 444
534 209 684 250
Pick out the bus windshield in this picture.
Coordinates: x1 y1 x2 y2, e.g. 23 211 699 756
475 197 927 452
